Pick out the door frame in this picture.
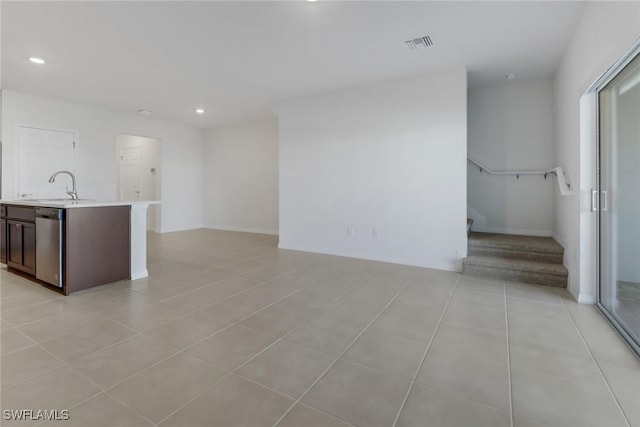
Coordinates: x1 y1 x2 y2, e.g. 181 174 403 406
115 133 162 232
589 37 640 357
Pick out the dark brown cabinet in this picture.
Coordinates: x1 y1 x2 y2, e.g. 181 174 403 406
4 206 37 275
7 220 36 275
1 221 7 265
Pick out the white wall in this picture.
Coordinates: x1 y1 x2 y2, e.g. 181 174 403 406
276 69 468 271
468 80 555 236
553 2 640 302
1 90 204 232
203 119 279 235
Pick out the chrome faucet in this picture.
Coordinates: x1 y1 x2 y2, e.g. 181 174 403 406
48 170 78 200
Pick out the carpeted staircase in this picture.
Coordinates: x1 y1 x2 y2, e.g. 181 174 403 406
463 231 568 288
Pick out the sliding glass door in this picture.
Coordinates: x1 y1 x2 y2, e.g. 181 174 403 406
597 47 640 356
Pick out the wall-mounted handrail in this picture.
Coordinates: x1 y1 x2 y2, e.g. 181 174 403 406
467 156 572 195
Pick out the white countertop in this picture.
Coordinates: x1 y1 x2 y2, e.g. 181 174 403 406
0 199 160 209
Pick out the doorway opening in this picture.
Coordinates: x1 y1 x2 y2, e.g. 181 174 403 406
116 134 161 232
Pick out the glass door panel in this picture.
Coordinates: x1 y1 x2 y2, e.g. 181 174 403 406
598 50 640 355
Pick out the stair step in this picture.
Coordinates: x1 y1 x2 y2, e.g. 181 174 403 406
468 232 563 263
463 255 568 288
468 246 563 264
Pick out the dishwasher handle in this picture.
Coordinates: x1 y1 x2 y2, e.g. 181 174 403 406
35 208 64 220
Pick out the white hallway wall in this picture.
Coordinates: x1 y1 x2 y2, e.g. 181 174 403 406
554 2 640 302
1 90 204 233
276 69 468 271
467 79 555 236
203 119 279 235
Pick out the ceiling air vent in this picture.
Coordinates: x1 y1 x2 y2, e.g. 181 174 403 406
404 36 433 50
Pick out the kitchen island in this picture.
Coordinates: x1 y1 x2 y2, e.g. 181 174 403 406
0 200 158 295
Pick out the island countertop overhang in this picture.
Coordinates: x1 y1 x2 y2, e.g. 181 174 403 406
0 200 160 209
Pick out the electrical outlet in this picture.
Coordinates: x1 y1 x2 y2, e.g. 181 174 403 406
372 228 378 238
347 225 355 236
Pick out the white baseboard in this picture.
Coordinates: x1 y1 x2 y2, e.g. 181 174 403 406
205 225 279 236
471 225 553 237
278 242 461 272
130 269 149 280
578 292 596 304
157 225 203 234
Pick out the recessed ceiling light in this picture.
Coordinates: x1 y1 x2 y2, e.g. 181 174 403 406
506 73 517 80
195 108 205 114
29 57 45 65
137 109 152 116
307 0 317 2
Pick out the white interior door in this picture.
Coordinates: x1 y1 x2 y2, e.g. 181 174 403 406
17 127 75 199
120 146 142 200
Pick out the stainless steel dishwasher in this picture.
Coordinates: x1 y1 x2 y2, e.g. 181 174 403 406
35 207 64 287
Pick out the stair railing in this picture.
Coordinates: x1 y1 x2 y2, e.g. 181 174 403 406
467 156 572 196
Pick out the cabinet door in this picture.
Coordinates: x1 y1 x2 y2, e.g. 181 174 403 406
7 221 23 268
22 223 36 275
7 220 36 274
0 219 6 264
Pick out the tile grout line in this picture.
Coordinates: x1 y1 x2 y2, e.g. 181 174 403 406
8 264 345 423
52 318 141 344
6 255 316 331
1 296 67 325
86 267 345 397
95 261 340 336
224 271 388 374
154 271 378 426
559 296 632 427
232 373 358 427
390 274 460 427
51 343 161 427
271 272 421 427
178 268 349 354
31 390 106 427
24 341 158 427
110 259 321 314
241 346 515 416
0 351 66 391
2 242 299 397
151 370 235 427
236 303 517 418
1 327 43 357
503 280 514 427
505 293 568 307
6 256 559 425
149 243 278 274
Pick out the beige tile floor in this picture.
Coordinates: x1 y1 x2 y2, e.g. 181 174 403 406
1 229 639 427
